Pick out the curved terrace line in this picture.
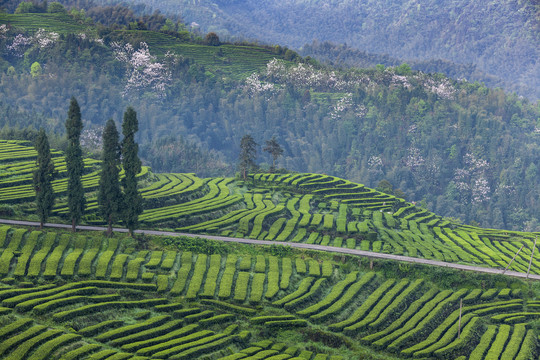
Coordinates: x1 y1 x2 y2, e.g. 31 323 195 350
0 218 538 281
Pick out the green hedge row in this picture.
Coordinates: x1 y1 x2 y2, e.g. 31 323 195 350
77 320 124 337
201 254 221 298
264 319 308 328
186 254 208 299
283 278 326 311
218 255 237 299
60 237 86 277
28 333 81 360
234 272 250 302
368 279 423 329
43 234 71 278
0 324 47 357
168 334 237 360
95 315 172 343
515 329 537 360
95 238 119 279
170 252 192 295
200 299 257 315
59 343 101 360
265 257 280 299
297 271 358 317
484 324 511 359
330 279 396 331
250 273 265 303
145 331 225 358
109 254 129 281
280 258 292 290
120 323 200 352
7 328 63 360
345 279 411 334
161 251 177 271
0 228 27 275
13 231 41 277
369 289 451 347
386 289 468 351
76 238 100 276
52 298 168 321
126 251 149 281
432 316 481 358
146 251 163 269
273 277 315 306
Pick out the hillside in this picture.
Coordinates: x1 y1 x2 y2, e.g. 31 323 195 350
115 0 540 100
0 139 539 275
0 139 540 358
1 11 540 233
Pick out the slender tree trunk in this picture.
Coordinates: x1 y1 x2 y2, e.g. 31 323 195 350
71 218 76 232
39 221 43 230
107 214 113 237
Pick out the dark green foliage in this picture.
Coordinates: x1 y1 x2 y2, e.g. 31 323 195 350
263 136 284 171
239 134 257 180
33 129 55 228
121 107 143 235
65 97 85 231
98 119 123 235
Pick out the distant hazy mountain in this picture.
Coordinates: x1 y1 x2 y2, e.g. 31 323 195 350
118 0 539 99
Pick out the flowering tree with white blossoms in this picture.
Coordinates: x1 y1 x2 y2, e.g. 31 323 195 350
111 41 172 100
452 153 491 203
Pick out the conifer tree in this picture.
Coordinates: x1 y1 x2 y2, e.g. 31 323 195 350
239 134 258 180
65 97 85 232
121 107 143 236
33 129 55 229
263 136 283 172
98 119 122 236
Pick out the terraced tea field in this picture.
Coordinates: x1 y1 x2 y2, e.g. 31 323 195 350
0 140 539 277
0 226 538 359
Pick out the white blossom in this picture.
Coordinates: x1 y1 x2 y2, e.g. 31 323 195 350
244 73 275 96
112 41 172 99
6 34 32 57
368 155 383 169
472 177 491 203
0 24 8 39
34 29 59 48
405 146 425 169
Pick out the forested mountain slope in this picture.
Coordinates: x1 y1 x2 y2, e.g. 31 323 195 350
111 0 540 100
0 10 539 232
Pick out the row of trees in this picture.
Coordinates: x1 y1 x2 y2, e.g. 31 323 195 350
33 97 143 236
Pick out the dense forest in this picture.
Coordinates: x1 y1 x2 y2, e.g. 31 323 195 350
0 4 539 232
106 0 539 100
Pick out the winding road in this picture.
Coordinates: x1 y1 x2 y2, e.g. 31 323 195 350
1 218 539 281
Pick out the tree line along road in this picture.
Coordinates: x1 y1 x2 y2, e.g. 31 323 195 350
0 218 539 281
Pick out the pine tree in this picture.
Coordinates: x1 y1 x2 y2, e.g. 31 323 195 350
65 97 85 232
263 136 284 172
121 107 143 236
98 119 122 236
33 129 55 229
239 134 258 180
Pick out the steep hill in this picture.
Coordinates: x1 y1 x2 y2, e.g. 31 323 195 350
1 11 540 232
116 0 540 100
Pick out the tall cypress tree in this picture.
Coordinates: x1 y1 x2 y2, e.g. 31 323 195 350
33 129 55 229
121 107 143 236
98 119 122 236
65 97 85 232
